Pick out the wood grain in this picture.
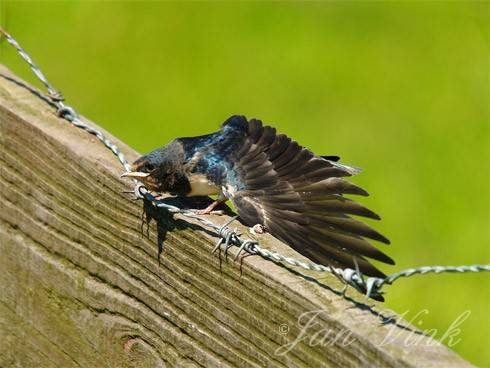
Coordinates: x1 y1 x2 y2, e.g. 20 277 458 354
0 64 472 367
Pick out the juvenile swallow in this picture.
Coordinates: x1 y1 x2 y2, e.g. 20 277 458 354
122 115 394 277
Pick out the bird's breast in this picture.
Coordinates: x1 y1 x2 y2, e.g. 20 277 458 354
187 173 220 197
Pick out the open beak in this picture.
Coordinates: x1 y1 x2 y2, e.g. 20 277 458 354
120 171 150 179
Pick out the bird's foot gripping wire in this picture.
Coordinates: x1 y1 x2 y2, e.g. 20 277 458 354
191 199 225 216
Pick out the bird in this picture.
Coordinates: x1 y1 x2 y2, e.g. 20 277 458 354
122 115 394 278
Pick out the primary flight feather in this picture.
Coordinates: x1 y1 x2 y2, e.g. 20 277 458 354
123 115 394 278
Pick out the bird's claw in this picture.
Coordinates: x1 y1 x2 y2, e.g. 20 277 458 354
190 199 225 216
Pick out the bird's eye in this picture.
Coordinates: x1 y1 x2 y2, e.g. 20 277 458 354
145 163 155 172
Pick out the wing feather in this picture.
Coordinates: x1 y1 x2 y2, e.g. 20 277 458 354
217 115 393 278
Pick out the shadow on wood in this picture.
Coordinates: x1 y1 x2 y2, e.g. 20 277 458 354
0 64 472 367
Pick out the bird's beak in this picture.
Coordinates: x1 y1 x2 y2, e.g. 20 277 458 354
120 171 150 179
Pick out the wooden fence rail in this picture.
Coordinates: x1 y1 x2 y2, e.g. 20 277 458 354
0 65 472 367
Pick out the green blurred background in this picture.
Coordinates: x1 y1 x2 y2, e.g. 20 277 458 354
1 1 488 366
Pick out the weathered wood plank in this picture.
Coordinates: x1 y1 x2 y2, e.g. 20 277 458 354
0 64 472 367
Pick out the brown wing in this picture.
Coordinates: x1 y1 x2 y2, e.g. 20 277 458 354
219 115 394 278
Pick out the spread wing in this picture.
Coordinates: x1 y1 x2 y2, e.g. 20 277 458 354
217 115 393 278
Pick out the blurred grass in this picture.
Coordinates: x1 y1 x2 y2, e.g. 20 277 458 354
0 1 488 366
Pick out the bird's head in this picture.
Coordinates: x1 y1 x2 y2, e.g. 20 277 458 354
121 140 191 195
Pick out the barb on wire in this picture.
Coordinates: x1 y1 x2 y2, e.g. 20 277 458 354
2 28 489 301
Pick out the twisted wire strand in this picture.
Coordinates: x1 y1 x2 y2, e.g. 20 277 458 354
2 28 488 300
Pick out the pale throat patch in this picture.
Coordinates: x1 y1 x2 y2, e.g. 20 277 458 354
187 173 220 197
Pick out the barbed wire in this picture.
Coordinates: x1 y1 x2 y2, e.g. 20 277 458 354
1 28 488 301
